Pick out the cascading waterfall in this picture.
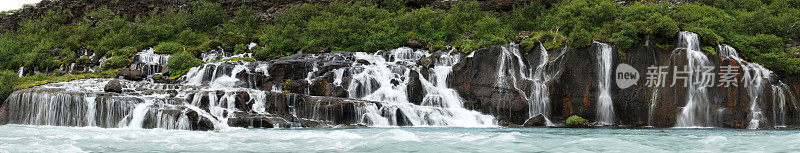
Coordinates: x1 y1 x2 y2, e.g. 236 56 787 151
354 103 390 126
529 44 554 126
772 83 790 127
130 48 171 76
127 99 155 128
594 41 616 125
718 44 792 129
494 43 562 126
333 68 345 86
675 31 713 128
347 47 496 127
0 45 499 130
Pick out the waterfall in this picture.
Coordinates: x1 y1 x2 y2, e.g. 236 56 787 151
529 44 555 126
305 54 320 84
333 68 345 86
84 95 97 127
2 86 138 127
355 103 390 126
17 67 23 77
346 47 496 127
492 43 564 126
130 48 171 76
719 44 789 129
127 100 154 128
675 31 713 128
594 41 616 125
772 84 789 127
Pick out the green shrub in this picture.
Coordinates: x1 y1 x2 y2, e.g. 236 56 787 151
521 31 567 51
253 46 286 60
110 46 138 57
566 115 589 127
234 44 247 54
510 1 546 31
154 42 184 54
188 1 226 31
702 46 716 55
0 70 18 103
166 51 203 77
284 79 293 87
218 6 258 51
102 56 131 70
176 29 206 47
685 26 723 45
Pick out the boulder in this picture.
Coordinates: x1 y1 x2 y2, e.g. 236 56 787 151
357 59 371 65
310 79 330 96
330 86 349 98
395 109 413 126
228 115 275 128
116 68 145 81
406 40 423 49
417 57 433 69
104 79 123 93
406 70 425 105
523 114 546 127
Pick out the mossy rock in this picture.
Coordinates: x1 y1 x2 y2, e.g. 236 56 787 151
566 115 590 127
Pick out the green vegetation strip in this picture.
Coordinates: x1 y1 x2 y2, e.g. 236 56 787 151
0 0 798 101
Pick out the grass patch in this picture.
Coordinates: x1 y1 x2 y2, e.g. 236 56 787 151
14 70 118 90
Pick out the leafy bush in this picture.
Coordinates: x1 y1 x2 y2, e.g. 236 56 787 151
521 31 567 51
154 42 184 54
234 44 247 54
685 26 723 45
510 1 546 31
188 1 225 32
102 56 131 70
218 6 259 51
166 51 203 77
110 46 138 57
253 46 286 60
176 29 206 47
0 70 18 103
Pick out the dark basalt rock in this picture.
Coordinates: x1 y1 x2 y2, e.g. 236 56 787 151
407 70 425 105
417 56 433 69
267 52 354 85
406 40 423 49
549 45 597 123
104 79 123 93
395 108 413 126
330 86 349 98
523 114 546 127
116 68 145 81
609 36 664 127
448 45 531 125
228 114 276 128
310 79 331 96
357 59 371 65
